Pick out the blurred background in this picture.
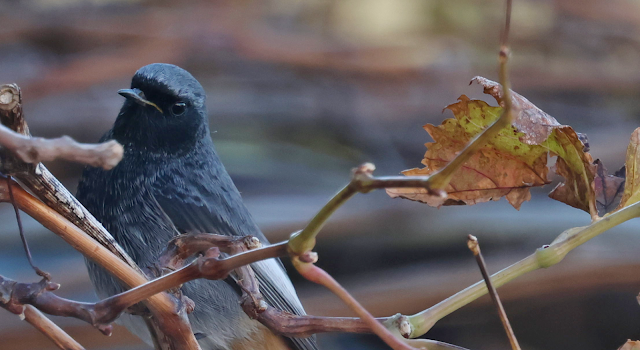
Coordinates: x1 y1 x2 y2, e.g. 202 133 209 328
2 0 640 349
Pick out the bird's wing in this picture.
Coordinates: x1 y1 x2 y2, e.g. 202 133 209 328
150 150 318 350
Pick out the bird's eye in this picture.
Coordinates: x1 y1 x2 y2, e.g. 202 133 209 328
171 102 186 116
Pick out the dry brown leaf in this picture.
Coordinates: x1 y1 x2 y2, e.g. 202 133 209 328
387 95 549 210
593 159 625 215
389 77 596 215
546 127 596 216
472 76 562 145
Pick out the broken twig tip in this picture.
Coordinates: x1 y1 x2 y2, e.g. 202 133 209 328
467 235 479 254
245 236 262 250
299 251 318 264
353 163 376 177
398 315 412 339
0 84 19 110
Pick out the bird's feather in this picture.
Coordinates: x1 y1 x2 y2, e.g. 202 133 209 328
150 137 317 350
77 63 318 350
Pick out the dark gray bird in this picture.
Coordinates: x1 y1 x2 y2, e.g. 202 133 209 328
77 63 318 350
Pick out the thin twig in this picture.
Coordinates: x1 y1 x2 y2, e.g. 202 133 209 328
102 241 289 316
5 175 50 280
0 84 123 170
0 275 113 335
501 0 512 47
0 126 124 170
467 235 520 350
289 163 445 254
293 258 415 350
407 201 640 338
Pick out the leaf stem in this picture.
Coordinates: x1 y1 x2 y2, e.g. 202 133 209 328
288 184 357 254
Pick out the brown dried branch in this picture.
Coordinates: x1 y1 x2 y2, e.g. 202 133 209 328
155 234 414 339
0 83 136 269
467 235 520 350
0 85 123 170
293 258 415 350
0 84 199 350
0 180 200 350
95 236 289 316
0 275 113 335
246 307 416 339
23 306 85 350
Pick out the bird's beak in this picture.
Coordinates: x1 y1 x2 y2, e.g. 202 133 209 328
118 88 163 113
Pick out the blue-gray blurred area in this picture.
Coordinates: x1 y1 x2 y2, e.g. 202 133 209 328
2 0 640 349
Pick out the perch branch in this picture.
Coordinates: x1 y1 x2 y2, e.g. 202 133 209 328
0 275 113 335
0 84 199 350
146 234 423 340
94 238 288 319
0 179 200 350
0 85 123 170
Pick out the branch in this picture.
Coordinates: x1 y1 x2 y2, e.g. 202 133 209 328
405 201 640 338
467 235 520 350
293 258 414 350
0 180 200 349
0 84 137 270
0 85 123 169
0 275 113 335
288 163 445 254
94 236 288 317
0 84 200 349
248 307 376 338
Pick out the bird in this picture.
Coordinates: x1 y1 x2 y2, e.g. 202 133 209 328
76 63 318 350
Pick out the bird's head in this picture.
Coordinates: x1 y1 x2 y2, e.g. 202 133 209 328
112 63 208 152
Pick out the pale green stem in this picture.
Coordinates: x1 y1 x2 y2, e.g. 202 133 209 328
288 172 445 255
407 201 640 338
289 185 357 254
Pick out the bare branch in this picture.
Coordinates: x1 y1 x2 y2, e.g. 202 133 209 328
98 236 289 314
0 85 123 170
0 84 200 349
0 275 113 335
467 235 520 350
0 180 200 350
293 258 415 350
247 308 374 338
